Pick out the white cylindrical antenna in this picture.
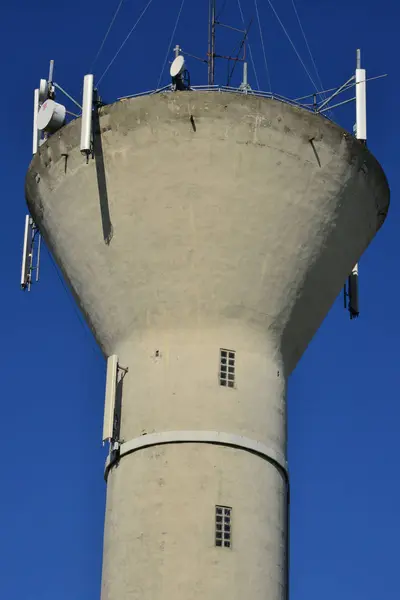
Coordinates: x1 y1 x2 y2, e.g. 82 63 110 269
80 74 94 155
243 62 248 86
32 89 40 155
174 44 181 58
355 49 367 141
239 62 251 92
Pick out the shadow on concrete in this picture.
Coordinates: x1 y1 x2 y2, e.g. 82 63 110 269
309 138 321 168
93 105 113 245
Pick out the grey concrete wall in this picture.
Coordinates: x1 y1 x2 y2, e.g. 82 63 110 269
102 445 287 600
25 92 389 600
25 92 389 373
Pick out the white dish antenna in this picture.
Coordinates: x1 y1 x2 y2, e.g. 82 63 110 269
37 99 66 133
39 79 48 103
170 55 185 78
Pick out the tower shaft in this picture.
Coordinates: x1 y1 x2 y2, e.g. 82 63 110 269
102 329 287 599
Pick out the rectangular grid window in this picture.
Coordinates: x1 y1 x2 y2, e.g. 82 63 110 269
215 505 232 548
219 349 235 388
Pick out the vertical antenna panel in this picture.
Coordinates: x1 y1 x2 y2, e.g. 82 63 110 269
103 354 118 443
32 89 40 155
348 263 359 319
356 68 367 141
21 215 33 289
80 74 94 154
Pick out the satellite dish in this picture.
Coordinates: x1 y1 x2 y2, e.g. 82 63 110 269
37 99 66 133
39 79 48 103
170 55 185 78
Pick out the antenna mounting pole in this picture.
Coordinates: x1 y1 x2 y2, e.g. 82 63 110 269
356 48 361 70
48 60 54 83
208 0 216 85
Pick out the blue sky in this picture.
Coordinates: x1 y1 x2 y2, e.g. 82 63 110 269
1 0 398 598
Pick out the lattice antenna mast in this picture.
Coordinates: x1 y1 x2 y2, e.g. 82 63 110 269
207 0 249 87
208 0 216 85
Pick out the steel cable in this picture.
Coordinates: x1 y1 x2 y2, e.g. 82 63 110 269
254 0 272 92
156 0 186 90
290 0 326 99
96 0 154 86
266 0 319 91
89 0 125 74
237 0 260 90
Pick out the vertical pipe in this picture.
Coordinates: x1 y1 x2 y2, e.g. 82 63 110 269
243 62 248 87
48 59 55 83
35 232 41 282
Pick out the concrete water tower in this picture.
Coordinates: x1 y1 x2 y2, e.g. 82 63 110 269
23 21 389 600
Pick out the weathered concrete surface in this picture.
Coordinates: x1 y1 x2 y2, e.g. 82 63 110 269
25 92 389 600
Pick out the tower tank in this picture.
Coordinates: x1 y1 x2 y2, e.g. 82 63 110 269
25 91 389 600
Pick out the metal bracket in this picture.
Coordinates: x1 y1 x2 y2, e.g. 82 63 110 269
344 264 359 319
103 355 128 445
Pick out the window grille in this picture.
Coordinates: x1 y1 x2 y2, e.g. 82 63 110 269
215 505 232 548
219 349 235 388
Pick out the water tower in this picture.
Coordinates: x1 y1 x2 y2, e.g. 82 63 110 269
23 16 389 600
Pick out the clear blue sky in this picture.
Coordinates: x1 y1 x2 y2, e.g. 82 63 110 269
1 1 397 598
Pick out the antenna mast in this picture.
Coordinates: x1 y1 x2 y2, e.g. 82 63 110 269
208 0 216 85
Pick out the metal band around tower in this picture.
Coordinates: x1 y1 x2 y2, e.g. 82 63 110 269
104 430 288 482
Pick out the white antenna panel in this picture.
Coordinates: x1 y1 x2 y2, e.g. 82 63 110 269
37 99 66 133
103 354 118 443
32 88 40 155
80 74 94 154
170 55 185 77
356 68 367 141
39 79 48 103
21 215 33 289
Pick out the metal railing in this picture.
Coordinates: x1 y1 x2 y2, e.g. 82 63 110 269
117 84 316 113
